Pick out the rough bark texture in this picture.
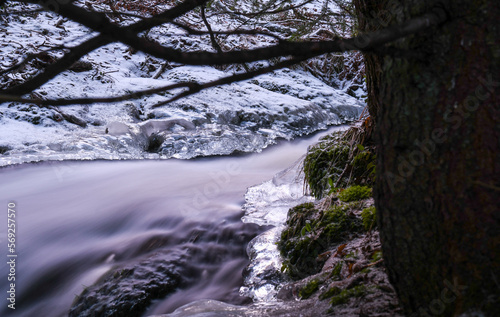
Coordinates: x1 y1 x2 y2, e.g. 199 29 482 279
356 0 500 316
352 0 384 124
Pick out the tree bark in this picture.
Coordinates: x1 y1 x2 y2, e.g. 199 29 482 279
357 0 500 315
352 0 384 124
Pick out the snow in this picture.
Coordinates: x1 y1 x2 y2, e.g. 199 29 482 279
0 1 363 166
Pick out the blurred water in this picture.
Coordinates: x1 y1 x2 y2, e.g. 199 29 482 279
0 126 344 317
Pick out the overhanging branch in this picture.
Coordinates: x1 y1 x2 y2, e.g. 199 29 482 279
19 0 447 66
2 1 447 103
0 56 309 106
3 0 210 95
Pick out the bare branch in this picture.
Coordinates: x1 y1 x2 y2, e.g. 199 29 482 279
213 0 316 18
4 1 446 98
4 0 210 95
0 47 67 76
201 5 223 53
0 82 191 106
3 36 107 95
0 56 309 107
0 8 44 15
152 56 310 107
170 22 284 40
18 1 448 66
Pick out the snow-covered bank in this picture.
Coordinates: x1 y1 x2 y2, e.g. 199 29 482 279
0 63 363 166
0 2 364 167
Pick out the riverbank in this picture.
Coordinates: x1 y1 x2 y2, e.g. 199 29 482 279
256 128 402 316
161 159 404 317
241 180 402 316
274 197 403 316
157 126 403 316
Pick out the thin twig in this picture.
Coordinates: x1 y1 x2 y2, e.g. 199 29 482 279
2 0 210 95
201 5 222 53
0 47 67 76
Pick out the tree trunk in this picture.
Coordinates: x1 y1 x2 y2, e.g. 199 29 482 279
352 0 383 124
356 0 500 315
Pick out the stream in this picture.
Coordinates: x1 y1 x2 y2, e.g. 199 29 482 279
0 126 344 317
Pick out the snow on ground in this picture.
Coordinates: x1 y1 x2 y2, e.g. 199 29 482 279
0 1 364 166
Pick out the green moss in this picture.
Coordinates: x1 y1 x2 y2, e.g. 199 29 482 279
303 131 376 199
299 279 320 299
318 205 363 246
329 285 368 306
371 250 382 262
278 203 363 280
352 149 376 181
344 251 358 260
280 203 316 241
278 203 324 279
338 186 372 202
328 262 343 280
303 131 350 199
361 206 377 230
319 286 341 300
320 206 362 242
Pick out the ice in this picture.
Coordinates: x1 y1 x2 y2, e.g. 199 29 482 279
240 157 316 302
239 227 290 302
242 157 315 226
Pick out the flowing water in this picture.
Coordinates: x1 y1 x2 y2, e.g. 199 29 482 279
0 126 344 317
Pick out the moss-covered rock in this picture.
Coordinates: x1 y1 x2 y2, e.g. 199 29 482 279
319 205 363 242
329 285 369 306
303 130 376 199
338 185 372 202
299 279 320 299
278 203 363 280
303 131 350 199
361 206 377 231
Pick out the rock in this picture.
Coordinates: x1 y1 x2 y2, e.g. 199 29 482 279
60 112 87 128
146 132 166 153
69 61 93 72
69 255 184 317
0 145 12 154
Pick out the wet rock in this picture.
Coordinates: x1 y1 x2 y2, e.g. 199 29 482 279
276 283 296 301
278 202 363 280
69 254 185 317
146 132 166 153
0 145 12 154
126 104 143 121
69 220 263 317
346 84 360 97
60 112 87 128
